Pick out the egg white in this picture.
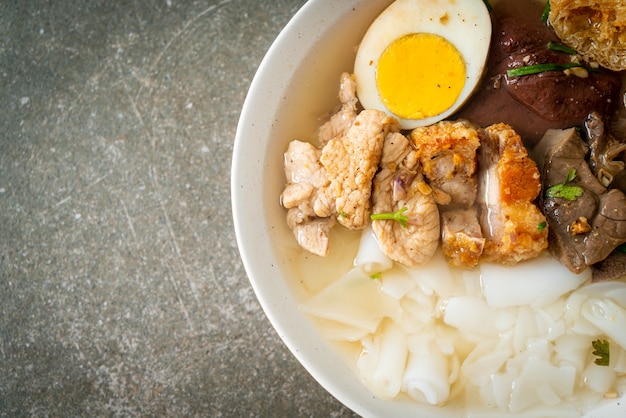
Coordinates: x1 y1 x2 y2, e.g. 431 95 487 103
354 0 492 129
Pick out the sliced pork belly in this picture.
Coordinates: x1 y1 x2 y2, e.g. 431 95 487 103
410 120 481 209
441 208 485 268
410 120 484 267
318 72 359 146
371 132 440 267
477 123 548 264
321 109 400 230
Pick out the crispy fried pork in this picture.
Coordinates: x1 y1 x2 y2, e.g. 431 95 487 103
410 120 481 209
477 123 549 264
441 208 485 269
410 120 485 267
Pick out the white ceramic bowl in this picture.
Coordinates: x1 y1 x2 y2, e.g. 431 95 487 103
231 0 625 416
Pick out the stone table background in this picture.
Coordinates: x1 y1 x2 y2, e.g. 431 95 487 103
0 0 358 415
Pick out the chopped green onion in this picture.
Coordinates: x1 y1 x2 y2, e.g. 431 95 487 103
541 1 550 22
507 63 583 78
370 272 382 280
547 41 577 55
538 221 547 231
370 207 409 228
339 210 348 218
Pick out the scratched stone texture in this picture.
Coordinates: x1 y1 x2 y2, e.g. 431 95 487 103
0 0 358 416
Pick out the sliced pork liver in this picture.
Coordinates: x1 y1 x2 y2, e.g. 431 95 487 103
533 128 626 274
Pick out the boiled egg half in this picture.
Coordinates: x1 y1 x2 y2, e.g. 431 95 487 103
354 0 492 129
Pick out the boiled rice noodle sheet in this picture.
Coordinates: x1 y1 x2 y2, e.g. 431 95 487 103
583 360 617 394
356 318 408 399
353 226 393 275
612 344 626 374
581 298 626 350
379 265 419 300
553 333 590 373
461 339 512 387
443 295 516 338
300 266 402 333
479 254 591 308
402 249 459 298
299 223 626 414
402 332 454 405
312 317 372 342
495 339 576 413
572 281 626 305
398 288 437 333
566 281 626 350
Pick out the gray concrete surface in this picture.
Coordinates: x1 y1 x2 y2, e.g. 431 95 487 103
0 1 358 416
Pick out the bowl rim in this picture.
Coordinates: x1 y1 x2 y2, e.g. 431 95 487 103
231 1 392 416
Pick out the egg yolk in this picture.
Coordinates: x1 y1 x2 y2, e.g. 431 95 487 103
376 33 466 120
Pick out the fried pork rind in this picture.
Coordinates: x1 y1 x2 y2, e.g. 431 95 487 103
549 0 626 71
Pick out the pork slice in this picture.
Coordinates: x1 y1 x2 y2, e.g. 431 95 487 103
281 140 335 256
371 132 440 267
321 109 399 230
318 72 359 146
283 140 327 189
286 208 335 257
282 140 334 217
477 123 548 264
